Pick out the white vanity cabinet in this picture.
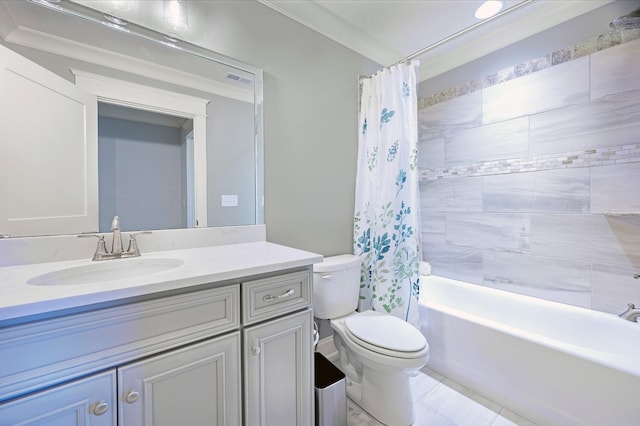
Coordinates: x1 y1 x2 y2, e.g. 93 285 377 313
0 266 315 426
0 370 117 426
117 333 241 425
0 283 241 425
242 271 314 426
0 334 240 426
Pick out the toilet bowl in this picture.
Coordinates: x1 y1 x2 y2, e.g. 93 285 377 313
313 255 429 426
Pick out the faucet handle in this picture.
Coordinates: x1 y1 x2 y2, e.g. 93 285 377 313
78 234 108 260
126 231 152 256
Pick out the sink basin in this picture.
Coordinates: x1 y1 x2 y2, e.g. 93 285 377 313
27 257 184 286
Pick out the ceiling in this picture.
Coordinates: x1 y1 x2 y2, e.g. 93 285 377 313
257 0 615 81
3 0 623 84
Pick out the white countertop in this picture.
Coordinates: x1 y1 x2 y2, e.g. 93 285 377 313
0 242 322 323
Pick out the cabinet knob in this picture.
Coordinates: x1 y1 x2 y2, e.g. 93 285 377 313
125 390 140 404
252 346 261 355
92 401 110 416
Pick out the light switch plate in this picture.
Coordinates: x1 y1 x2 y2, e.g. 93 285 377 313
221 194 239 207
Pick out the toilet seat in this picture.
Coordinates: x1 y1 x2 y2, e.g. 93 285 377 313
343 310 427 359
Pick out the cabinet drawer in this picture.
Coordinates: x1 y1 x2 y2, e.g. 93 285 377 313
242 271 311 325
0 284 239 402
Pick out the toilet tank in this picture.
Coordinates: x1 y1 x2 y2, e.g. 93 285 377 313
313 254 362 319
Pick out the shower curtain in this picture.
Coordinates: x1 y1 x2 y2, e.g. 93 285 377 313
353 61 421 326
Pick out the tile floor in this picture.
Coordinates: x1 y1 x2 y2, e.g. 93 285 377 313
346 367 536 426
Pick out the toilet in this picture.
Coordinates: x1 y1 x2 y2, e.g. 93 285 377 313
313 254 429 426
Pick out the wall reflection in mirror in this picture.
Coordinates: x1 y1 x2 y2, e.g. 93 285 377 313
0 0 264 238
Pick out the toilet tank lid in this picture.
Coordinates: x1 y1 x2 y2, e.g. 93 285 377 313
313 254 361 273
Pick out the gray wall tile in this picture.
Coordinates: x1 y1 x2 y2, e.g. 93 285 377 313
592 162 640 214
418 91 482 132
422 241 483 284
483 168 590 213
446 213 530 253
417 35 639 313
591 263 640 314
530 214 638 267
446 117 529 166
418 137 446 170
420 177 483 212
591 39 640 100
483 172 534 212
420 213 446 240
483 251 591 307
482 57 590 124
530 90 640 155
532 168 591 213
602 215 640 268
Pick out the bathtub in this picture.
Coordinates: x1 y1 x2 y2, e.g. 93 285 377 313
418 275 640 426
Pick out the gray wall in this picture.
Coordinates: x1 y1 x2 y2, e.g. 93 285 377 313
98 115 186 232
207 96 256 227
418 27 640 314
181 2 381 255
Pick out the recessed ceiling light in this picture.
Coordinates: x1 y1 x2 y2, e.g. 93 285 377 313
475 0 503 19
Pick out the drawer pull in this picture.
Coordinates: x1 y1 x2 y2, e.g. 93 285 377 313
263 288 294 301
92 401 110 416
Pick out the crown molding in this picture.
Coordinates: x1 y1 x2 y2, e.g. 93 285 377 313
258 0 398 66
4 25 253 103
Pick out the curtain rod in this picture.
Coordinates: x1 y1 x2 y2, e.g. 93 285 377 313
389 0 535 68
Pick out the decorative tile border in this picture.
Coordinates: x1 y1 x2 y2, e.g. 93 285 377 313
418 28 640 108
421 143 640 181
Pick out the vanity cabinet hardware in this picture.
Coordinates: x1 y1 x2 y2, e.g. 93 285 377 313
124 390 140 404
263 288 294 301
92 400 110 415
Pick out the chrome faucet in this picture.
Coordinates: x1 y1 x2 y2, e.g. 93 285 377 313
78 215 151 261
618 303 640 322
111 215 123 255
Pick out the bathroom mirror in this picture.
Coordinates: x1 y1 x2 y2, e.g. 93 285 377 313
0 0 263 237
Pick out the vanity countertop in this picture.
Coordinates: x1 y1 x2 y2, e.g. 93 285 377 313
0 242 323 323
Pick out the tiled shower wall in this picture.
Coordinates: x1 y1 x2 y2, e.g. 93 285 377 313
418 34 640 314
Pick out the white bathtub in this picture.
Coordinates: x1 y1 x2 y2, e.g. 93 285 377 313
418 275 640 425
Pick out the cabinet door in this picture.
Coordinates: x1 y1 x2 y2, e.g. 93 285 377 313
0 43 98 237
118 332 241 426
0 370 116 426
244 309 313 426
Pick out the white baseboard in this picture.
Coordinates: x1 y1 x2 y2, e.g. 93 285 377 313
316 336 338 362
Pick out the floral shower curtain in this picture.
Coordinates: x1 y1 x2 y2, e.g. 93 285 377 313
353 61 421 326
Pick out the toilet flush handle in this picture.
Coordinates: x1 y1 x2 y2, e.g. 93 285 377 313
321 274 332 280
